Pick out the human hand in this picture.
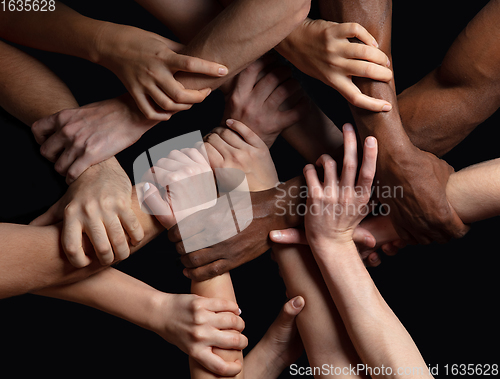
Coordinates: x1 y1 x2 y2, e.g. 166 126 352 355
222 58 309 148
303 124 378 251
278 19 392 111
377 145 469 245
95 23 228 120
151 292 247 377
205 119 279 191
32 94 157 184
245 296 305 379
140 147 217 230
30 157 144 267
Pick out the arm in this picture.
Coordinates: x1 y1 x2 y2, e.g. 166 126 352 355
0 40 77 126
0 184 163 299
318 0 468 246
303 129 432 378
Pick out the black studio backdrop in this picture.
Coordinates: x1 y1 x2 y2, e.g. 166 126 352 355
0 1 498 377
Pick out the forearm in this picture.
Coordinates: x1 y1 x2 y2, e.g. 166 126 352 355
313 242 431 378
190 273 242 379
0 1 102 62
176 0 310 91
273 244 364 378
0 187 163 299
0 40 78 125
33 267 163 333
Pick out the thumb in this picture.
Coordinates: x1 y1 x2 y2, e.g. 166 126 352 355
270 228 308 245
353 226 376 249
30 201 63 226
281 296 305 322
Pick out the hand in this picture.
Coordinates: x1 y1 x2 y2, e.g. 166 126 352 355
32 94 157 184
278 19 393 111
205 119 279 191
303 124 378 250
141 147 217 229
222 58 309 148
245 296 305 379
95 23 228 120
377 145 469 245
168 183 288 281
30 157 144 267
151 293 247 377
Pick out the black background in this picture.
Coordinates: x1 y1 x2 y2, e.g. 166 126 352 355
0 1 499 377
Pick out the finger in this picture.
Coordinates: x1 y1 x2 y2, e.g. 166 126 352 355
196 350 243 377
336 76 392 112
180 147 210 166
180 247 224 269
267 78 301 109
278 95 310 128
103 215 131 262
344 60 393 82
357 137 378 196
171 54 228 77
353 226 377 248
211 125 247 149
205 132 234 159
133 91 173 121
204 298 241 315
61 216 92 268
31 112 62 145
366 251 381 267
85 220 114 266
66 155 98 184
53 145 83 177
254 66 292 102
211 330 248 350
303 164 322 197
344 43 390 68
39 133 65 163
142 182 174 228
30 202 63 226
210 312 245 332
157 78 211 106
381 242 399 256
148 85 195 113
339 22 379 48
269 228 308 245
235 56 274 94
339 123 358 189
225 119 264 148
282 296 305 318
204 142 224 168
316 154 338 190
167 149 196 164
119 207 144 247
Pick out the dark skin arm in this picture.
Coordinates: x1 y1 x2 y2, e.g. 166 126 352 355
318 0 468 245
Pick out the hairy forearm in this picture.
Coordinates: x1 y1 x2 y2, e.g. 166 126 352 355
0 187 163 299
176 0 310 91
313 242 431 378
0 1 102 62
0 41 78 125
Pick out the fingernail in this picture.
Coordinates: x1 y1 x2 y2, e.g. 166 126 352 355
143 182 151 193
292 297 304 309
219 66 228 75
382 103 392 112
372 39 379 48
370 254 379 263
343 123 354 132
238 308 242 315
270 230 282 240
203 88 211 96
387 58 391 67
366 136 376 147
226 119 234 126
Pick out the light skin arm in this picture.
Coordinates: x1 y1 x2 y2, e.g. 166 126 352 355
0 40 78 126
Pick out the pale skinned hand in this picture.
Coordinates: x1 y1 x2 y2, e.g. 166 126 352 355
222 57 309 148
32 93 157 184
95 23 228 120
151 292 247 377
278 19 393 111
205 119 279 191
30 157 144 267
303 124 378 250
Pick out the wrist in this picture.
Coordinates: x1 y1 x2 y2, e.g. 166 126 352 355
275 18 310 60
